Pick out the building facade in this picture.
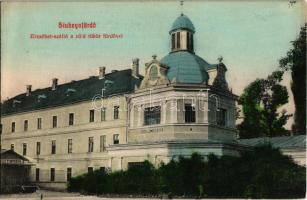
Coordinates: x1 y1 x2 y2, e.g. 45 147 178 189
1 14 240 189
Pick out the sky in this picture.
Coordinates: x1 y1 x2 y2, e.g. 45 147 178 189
1 1 305 128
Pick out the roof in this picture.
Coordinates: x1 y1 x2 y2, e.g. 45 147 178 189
160 51 214 84
0 149 10 154
1 69 142 115
170 14 195 33
1 149 29 161
238 135 306 149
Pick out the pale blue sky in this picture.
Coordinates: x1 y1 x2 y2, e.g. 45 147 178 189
1 1 305 127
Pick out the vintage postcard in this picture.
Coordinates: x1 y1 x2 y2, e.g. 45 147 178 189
0 1 306 199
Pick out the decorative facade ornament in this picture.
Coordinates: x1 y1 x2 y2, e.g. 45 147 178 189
140 58 170 89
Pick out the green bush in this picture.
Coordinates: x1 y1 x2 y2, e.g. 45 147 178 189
68 144 306 198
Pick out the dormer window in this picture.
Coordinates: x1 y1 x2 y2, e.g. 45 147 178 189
12 100 21 108
66 88 76 96
104 80 114 88
37 94 47 102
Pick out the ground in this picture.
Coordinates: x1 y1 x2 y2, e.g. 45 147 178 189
0 189 211 200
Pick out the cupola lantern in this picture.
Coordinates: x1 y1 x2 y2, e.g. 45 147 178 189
169 14 195 53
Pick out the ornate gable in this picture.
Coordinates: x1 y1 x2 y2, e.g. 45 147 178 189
140 56 170 89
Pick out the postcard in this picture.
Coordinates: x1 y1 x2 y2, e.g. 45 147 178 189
0 1 305 199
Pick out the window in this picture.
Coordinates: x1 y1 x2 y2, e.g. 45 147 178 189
89 109 95 122
69 113 74 126
67 168 72 181
36 142 41 155
176 32 180 49
51 140 56 154
113 134 119 145
50 168 55 182
37 118 42 129
52 116 57 128
113 106 119 119
171 33 175 50
36 168 40 182
68 139 72 154
88 167 93 173
23 143 27 156
185 104 196 123
187 32 190 50
100 135 106 152
10 144 14 151
149 65 159 81
24 120 28 131
217 108 227 126
101 108 106 121
88 137 94 152
187 32 194 51
100 167 106 172
191 34 194 51
144 106 161 125
11 122 15 133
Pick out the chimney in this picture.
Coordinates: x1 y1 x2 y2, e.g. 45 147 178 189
132 58 139 77
52 78 58 90
26 85 32 96
99 67 106 79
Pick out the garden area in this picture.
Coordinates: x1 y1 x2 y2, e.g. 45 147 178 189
68 144 306 198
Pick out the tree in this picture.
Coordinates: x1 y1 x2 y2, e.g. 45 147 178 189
238 71 292 138
279 24 306 135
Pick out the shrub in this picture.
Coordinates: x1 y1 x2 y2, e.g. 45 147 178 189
68 145 306 198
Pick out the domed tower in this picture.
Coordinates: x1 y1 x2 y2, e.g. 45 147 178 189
127 11 238 162
160 14 210 84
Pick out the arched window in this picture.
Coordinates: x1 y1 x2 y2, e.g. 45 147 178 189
149 65 158 81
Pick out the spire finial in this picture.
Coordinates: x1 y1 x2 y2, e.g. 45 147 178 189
218 56 223 63
180 0 184 15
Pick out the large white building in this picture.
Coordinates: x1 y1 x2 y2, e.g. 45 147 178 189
1 13 247 189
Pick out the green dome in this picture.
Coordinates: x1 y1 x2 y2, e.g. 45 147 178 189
160 51 210 84
170 14 195 33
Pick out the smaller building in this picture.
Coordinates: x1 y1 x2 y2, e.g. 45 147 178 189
238 135 306 166
0 149 32 193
